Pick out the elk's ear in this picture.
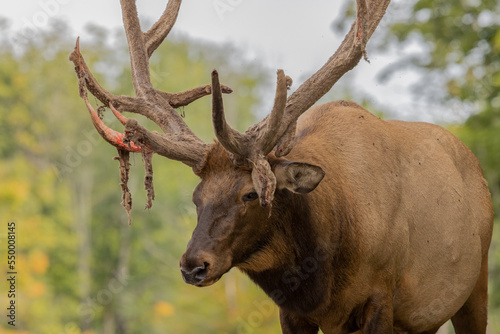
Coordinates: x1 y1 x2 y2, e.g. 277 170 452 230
273 161 325 194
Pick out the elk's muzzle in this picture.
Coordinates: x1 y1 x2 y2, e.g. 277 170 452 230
180 262 208 286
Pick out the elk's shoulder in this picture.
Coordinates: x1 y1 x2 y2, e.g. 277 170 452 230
296 100 382 138
299 100 377 124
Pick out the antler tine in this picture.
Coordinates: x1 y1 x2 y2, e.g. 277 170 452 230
85 94 211 170
120 0 234 139
84 97 142 152
211 70 247 156
256 69 288 156
210 69 288 162
120 0 226 144
109 102 129 126
69 38 152 118
120 0 154 97
144 0 182 58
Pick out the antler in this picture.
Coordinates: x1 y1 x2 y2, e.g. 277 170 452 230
211 0 391 204
212 69 289 160
273 0 390 156
70 0 390 214
69 0 233 160
69 0 232 217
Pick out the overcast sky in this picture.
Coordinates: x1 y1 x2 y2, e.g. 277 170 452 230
2 0 467 123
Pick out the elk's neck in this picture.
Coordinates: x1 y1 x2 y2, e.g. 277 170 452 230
238 189 355 314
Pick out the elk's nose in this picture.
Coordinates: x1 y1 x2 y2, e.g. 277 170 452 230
180 262 208 285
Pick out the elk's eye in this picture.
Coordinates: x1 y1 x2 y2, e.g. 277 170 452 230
242 192 259 202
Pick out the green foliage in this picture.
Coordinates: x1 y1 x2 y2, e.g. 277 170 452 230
387 0 500 107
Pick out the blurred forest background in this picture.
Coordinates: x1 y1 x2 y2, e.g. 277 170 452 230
0 0 499 333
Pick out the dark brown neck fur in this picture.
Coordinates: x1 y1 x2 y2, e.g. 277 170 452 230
239 188 359 316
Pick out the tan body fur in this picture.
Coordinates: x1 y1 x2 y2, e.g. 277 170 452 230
270 101 493 333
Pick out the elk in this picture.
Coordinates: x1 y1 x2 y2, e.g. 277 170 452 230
70 0 493 333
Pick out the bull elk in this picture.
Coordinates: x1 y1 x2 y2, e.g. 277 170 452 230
70 0 494 333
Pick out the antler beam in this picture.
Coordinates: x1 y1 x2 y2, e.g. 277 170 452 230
120 0 155 97
274 0 391 155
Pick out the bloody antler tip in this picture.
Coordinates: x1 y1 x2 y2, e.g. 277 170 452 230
83 97 142 152
109 103 129 126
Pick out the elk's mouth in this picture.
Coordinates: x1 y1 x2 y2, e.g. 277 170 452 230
194 276 221 287
180 255 231 287
183 269 224 287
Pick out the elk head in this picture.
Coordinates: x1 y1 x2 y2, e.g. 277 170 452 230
70 0 390 285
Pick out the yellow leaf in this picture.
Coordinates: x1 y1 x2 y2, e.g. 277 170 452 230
29 249 50 275
0 180 30 207
153 301 175 317
27 281 46 298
